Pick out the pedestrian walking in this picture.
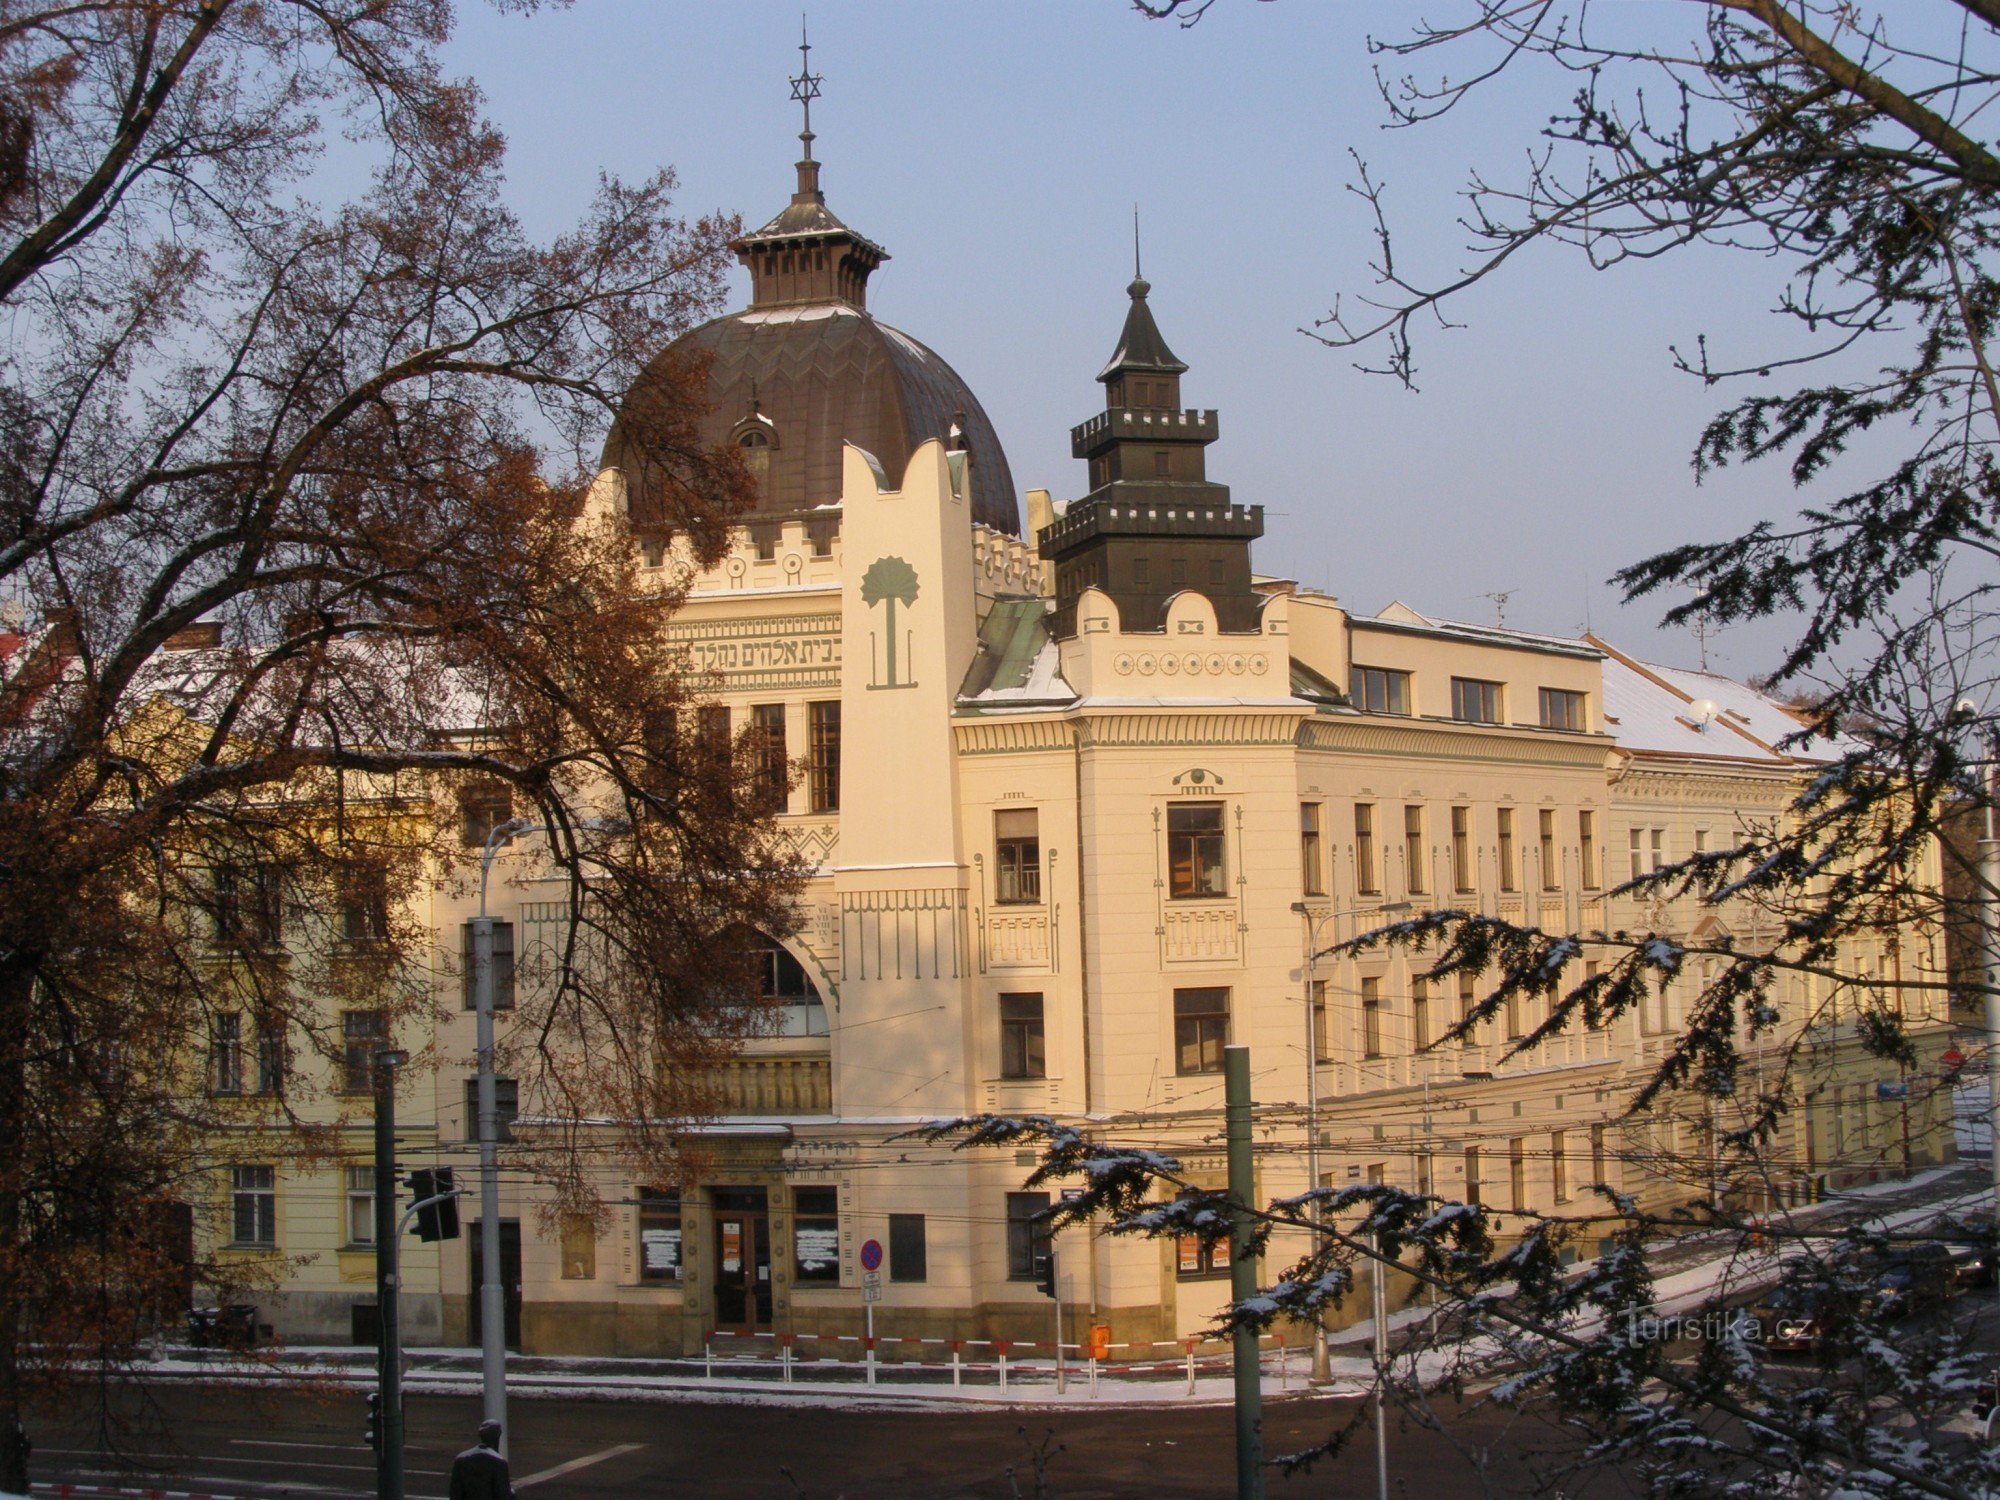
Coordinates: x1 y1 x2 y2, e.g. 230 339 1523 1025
449 1419 511 1500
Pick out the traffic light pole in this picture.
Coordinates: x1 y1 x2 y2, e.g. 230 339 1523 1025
373 1050 407 1500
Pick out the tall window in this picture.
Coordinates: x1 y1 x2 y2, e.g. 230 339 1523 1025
808 701 841 812
561 1216 596 1280
211 862 284 948
1504 984 1523 1040
1539 809 1558 890
1412 979 1431 1051
345 1165 375 1246
463 1078 519 1142
1354 803 1378 895
1497 808 1517 893
340 860 389 943
458 782 513 848
1458 972 1478 1046
1463 1148 1481 1207
1299 803 1325 896
696 704 731 769
794 1187 839 1284
889 1214 928 1283
1450 677 1503 724
1551 1131 1569 1202
994 809 1041 903
1650 827 1666 873
1403 805 1426 895
211 1013 243 1095
1628 827 1645 883
1509 1137 1527 1211
255 1019 285 1096
638 1188 683 1282
1350 665 1411 715
1310 979 1330 1063
1361 976 1384 1059
1539 687 1586 732
231 1165 276 1246
460 920 516 1011
1174 987 1229 1075
1000 993 1046 1080
1176 1189 1232 1279
1006 1191 1052 1280
752 703 788 810
1167 804 1227 898
1450 806 1472 893
1591 1124 1609 1187
1579 811 1598 888
340 1010 387 1094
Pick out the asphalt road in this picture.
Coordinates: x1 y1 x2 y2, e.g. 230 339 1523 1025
27 1381 1593 1498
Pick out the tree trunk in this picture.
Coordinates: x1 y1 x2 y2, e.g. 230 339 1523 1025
0 961 30 1495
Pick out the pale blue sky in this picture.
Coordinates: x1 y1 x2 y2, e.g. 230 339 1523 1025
439 1 1856 678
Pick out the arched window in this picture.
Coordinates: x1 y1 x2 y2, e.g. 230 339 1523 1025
738 429 770 449
717 925 827 1038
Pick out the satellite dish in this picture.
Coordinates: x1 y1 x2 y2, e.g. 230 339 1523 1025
1688 698 1719 729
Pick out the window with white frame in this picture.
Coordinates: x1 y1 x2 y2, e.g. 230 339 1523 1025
346 1166 375 1246
231 1165 276 1246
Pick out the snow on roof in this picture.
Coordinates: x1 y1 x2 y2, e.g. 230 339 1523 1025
1591 638 1847 765
735 304 856 326
1355 602 1603 659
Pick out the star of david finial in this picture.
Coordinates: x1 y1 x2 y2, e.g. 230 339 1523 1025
790 19 823 152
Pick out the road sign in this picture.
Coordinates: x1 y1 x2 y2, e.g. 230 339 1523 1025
863 1272 882 1304
859 1238 883 1271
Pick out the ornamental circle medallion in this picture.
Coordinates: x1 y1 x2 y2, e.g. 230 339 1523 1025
1227 653 1247 673
1183 653 1202 675
1137 653 1157 675
1250 654 1269 673
1206 654 1225 675
1114 653 1135 675
1160 654 1180 675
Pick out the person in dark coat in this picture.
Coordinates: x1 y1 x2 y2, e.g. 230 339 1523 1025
448 1419 512 1500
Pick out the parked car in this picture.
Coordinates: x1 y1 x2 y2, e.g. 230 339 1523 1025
1934 1211 1998 1289
1861 1241 1957 1318
1752 1281 1833 1354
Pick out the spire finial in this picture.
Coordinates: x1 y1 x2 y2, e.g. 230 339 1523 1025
1129 206 1150 299
790 18 823 160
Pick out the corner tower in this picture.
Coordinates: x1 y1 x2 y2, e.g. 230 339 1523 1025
1040 268 1264 636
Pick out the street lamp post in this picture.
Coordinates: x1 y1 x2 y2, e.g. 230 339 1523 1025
1289 899 1412 1391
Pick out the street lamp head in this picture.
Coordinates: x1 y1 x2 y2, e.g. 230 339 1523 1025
374 1048 409 1070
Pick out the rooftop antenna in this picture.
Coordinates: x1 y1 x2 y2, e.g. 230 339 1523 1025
1481 589 1516 628
1693 614 1716 672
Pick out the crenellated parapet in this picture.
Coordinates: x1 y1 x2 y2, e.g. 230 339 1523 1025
972 523 1045 599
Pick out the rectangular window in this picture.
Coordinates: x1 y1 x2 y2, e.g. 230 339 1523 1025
1628 826 1645 883
1174 987 1229 1075
1551 1131 1569 1202
1450 677 1503 724
1650 828 1665 873
460 920 516 1011
1540 809 1558 891
1006 1191 1052 1280
1166 803 1227 898
560 1215 596 1280
696 704 731 771
1450 806 1472 893
994 809 1042 903
1299 803 1325 896
459 782 513 849
340 860 389 943
1458 972 1478 1046
456 1080 512 1136
1509 1137 1527 1211
999 993 1046 1080
211 1013 243 1095
1310 979 1330 1063
1412 979 1431 1051
889 1213 928 1284
637 1188 683 1283
1169 555 1187 584
255 1019 285 1096
1176 1190 1233 1278
752 703 788 810
1497 808 1517 893
1464 1148 1481 1208
1350 665 1411 716
345 1165 375 1247
808 700 841 812
1694 827 1709 855
1416 1153 1434 1199
1504 984 1523 1040
1132 556 1150 586
641 708 679 793
1403 805 1426 895
1591 1125 1608 1187
1354 803 1378 895
231 1165 276 1246
210 862 284 948
340 1010 387 1094
1579 811 1598 888
1361 976 1383 1059
793 1187 839 1284
1538 687 1586 732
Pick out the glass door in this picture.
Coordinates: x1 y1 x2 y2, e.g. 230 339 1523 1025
711 1188 771 1332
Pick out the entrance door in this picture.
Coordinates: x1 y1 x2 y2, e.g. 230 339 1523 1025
711 1188 771 1332
468 1220 522 1350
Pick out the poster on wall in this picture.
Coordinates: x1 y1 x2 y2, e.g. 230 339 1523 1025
641 1227 681 1277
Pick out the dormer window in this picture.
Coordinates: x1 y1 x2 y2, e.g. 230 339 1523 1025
739 430 770 449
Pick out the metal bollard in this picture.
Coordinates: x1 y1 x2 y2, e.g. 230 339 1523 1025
1185 1338 1198 1396
781 1332 794 1385
1088 1355 1099 1398
1279 1333 1289 1390
865 1333 876 1387
705 1334 714 1381
997 1339 1010 1393
952 1339 963 1389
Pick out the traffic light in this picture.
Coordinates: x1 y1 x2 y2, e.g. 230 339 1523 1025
1033 1248 1058 1299
364 1390 380 1449
405 1166 460 1242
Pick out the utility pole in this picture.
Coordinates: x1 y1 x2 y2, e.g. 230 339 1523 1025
1225 1045 1263 1500
373 1047 409 1500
